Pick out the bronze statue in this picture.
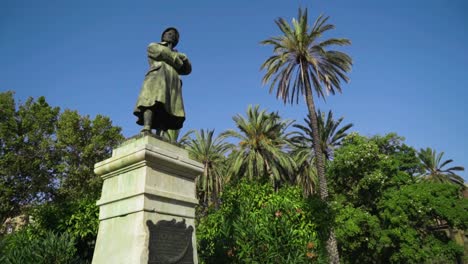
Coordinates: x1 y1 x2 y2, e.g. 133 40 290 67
134 27 192 135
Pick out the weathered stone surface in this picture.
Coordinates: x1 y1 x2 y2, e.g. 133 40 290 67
92 134 202 264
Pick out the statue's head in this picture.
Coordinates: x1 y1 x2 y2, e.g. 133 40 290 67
161 27 179 47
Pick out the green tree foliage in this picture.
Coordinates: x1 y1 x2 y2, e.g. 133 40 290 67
187 129 232 207
55 110 124 200
291 110 353 196
329 133 393 209
293 110 353 161
0 91 60 224
376 183 466 263
0 229 77 264
222 105 295 189
0 92 123 221
161 129 194 146
197 180 323 263
417 147 465 187
30 197 99 261
261 9 353 262
260 7 352 201
372 133 422 176
328 133 467 263
291 150 317 197
0 91 123 262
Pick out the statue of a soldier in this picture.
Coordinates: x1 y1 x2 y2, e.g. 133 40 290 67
134 27 192 135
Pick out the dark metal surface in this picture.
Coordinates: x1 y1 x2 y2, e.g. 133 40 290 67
147 219 194 264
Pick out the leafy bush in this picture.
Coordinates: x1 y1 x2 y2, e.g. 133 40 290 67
329 133 466 263
376 183 465 263
197 180 324 263
30 197 99 262
0 229 77 264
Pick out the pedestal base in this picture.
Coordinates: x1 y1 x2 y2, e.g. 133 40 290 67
92 134 203 264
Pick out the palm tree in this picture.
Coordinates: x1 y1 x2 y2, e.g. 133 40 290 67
221 105 295 189
291 146 317 197
261 8 352 263
291 110 352 196
418 148 465 187
186 129 232 207
161 129 194 146
293 110 353 161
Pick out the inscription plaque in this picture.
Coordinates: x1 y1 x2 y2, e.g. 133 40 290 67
147 219 194 264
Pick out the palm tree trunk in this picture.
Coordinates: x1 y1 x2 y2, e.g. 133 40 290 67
326 230 340 264
302 66 328 200
264 158 278 191
203 164 209 205
302 62 340 264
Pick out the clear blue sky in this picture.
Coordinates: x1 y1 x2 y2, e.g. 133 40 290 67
1 0 467 180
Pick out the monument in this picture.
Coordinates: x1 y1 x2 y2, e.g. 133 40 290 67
92 28 202 264
133 27 192 136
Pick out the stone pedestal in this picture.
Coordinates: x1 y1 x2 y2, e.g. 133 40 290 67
92 134 203 264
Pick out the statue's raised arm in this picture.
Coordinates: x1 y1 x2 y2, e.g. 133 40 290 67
133 27 192 135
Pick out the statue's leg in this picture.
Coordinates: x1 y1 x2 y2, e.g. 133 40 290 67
155 122 168 137
142 109 153 133
155 129 162 136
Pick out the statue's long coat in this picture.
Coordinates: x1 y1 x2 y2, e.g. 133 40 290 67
134 42 191 130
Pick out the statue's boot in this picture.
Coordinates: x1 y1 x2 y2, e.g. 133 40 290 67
141 109 153 133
